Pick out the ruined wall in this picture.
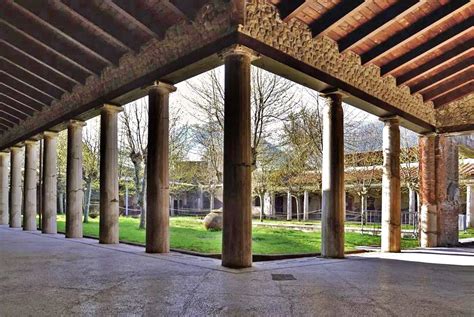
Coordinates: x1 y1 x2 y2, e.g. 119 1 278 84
241 1 436 126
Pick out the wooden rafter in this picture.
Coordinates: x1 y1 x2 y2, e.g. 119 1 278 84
432 81 474 108
423 69 474 102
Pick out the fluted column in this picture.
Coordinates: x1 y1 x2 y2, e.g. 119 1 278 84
100 105 123 244
0 151 9 225
222 46 254 268
9 146 22 228
42 131 58 234
321 91 344 258
23 140 38 231
146 82 176 253
66 120 85 238
380 117 401 252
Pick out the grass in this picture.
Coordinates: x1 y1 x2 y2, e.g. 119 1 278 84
55 215 420 254
260 218 416 230
459 228 474 240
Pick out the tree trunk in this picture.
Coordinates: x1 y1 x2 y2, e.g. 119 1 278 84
259 193 264 222
83 180 92 223
58 192 64 215
139 163 147 230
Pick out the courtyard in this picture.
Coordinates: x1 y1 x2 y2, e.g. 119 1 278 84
0 227 473 316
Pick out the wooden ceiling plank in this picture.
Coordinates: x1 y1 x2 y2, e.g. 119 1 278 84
0 72 55 105
310 0 365 38
61 0 148 51
0 102 29 121
432 81 474 108
410 57 473 94
0 84 47 110
1 2 110 73
423 68 474 101
275 0 306 21
0 111 20 125
361 0 470 65
0 23 92 84
0 95 36 117
338 0 421 52
381 18 473 75
15 0 127 65
0 117 14 129
396 38 474 85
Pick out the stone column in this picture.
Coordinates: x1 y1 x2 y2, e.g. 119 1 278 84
100 105 123 244
419 134 438 247
321 92 345 258
0 151 9 225
467 183 473 228
23 140 38 231
271 193 276 217
42 132 58 234
9 146 22 228
146 82 176 253
303 190 309 221
221 46 253 268
419 134 459 247
66 120 85 238
287 191 292 220
380 117 401 252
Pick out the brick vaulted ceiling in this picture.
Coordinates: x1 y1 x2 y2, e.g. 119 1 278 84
269 0 473 108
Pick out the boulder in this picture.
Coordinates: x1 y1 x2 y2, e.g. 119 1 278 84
203 212 223 231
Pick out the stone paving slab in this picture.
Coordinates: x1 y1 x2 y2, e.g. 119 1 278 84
0 225 473 316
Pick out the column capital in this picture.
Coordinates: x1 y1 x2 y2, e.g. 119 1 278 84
219 44 259 61
320 88 347 99
0 150 9 156
10 144 23 151
379 115 400 124
101 104 123 114
148 81 176 95
24 139 38 146
67 120 86 128
42 131 59 139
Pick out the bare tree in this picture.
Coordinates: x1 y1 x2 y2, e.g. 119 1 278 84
185 66 297 170
82 119 100 223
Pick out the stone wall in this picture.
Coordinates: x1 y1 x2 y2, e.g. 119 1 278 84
241 0 435 125
436 93 474 130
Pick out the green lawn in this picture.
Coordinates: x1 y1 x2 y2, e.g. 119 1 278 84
260 218 416 230
459 228 474 239
55 215 420 254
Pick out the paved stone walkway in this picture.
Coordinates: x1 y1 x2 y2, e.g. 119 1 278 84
0 225 473 316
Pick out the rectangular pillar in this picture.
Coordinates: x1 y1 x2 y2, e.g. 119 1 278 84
287 191 292 220
419 134 460 247
66 120 85 238
23 140 38 231
222 47 253 268
321 92 345 258
0 151 9 225
42 132 58 234
467 183 473 228
9 146 22 228
380 117 401 252
146 82 176 253
100 105 123 244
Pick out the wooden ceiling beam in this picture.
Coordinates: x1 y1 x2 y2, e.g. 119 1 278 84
275 0 306 22
423 68 474 101
432 81 474 108
338 0 421 52
396 39 474 85
0 102 29 121
381 17 473 76
61 0 149 51
410 56 473 94
0 84 47 110
361 0 470 65
0 95 36 117
0 117 14 129
0 110 21 125
14 0 127 65
1 2 110 73
0 24 92 84
0 72 55 106
167 0 209 21
310 0 365 38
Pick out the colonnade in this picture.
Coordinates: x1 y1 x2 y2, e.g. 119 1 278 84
0 45 464 268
